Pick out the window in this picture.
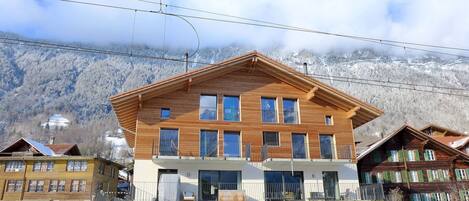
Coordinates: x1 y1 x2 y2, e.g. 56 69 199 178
407 150 419 161
455 169 469 181
265 171 304 201
261 97 277 123
199 171 241 200
427 169 446 182
200 130 218 157
409 170 421 182
320 134 335 159
223 96 240 121
49 180 66 192
67 160 87 171
388 150 399 162
5 161 25 172
376 172 383 183
424 149 436 161
71 180 86 192
33 161 53 172
224 131 240 157
263 132 279 146
160 108 171 120
394 171 402 183
292 133 307 159
283 98 298 124
325 115 334 126
6 180 23 192
110 167 117 178
98 162 105 175
410 193 421 201
362 172 372 184
159 128 179 156
200 95 217 120
28 180 44 192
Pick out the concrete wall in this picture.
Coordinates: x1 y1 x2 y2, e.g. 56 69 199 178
133 159 360 201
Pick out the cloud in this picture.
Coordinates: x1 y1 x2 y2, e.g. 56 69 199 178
1 0 469 54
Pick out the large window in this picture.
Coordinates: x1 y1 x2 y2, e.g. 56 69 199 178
33 161 54 172
283 98 299 124
159 128 179 156
263 132 279 146
200 130 218 157
71 180 86 192
28 180 45 192
292 133 307 159
200 95 217 120
264 171 304 201
223 96 240 121
261 97 277 123
67 160 87 172
5 161 25 172
199 171 241 201
49 180 66 192
319 135 335 159
6 180 23 192
224 131 240 157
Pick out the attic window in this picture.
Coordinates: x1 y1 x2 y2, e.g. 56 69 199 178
160 108 171 120
325 115 334 126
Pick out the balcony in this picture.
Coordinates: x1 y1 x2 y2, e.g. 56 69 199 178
261 145 354 166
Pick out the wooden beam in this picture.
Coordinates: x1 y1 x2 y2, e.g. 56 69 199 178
346 106 360 119
248 57 258 72
306 86 319 100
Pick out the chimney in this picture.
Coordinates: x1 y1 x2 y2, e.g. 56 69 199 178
49 136 55 145
303 62 308 75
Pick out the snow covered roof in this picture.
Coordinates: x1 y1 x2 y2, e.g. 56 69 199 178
0 138 80 156
24 138 55 156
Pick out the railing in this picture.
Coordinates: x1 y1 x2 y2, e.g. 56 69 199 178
123 181 363 201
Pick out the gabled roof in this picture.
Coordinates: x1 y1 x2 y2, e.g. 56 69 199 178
110 51 383 147
357 125 469 161
420 124 467 137
0 138 81 156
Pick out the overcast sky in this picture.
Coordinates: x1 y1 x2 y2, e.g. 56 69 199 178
1 0 469 53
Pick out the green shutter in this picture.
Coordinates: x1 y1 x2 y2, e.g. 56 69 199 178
418 170 424 182
465 169 469 180
414 150 420 161
459 191 465 201
387 151 392 162
427 170 433 182
456 169 462 181
398 150 404 162
424 150 429 161
437 169 444 182
401 170 409 183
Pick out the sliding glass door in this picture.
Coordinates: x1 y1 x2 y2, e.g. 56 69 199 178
264 171 304 201
199 170 241 201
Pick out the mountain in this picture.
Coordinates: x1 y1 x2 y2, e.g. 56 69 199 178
1 32 469 149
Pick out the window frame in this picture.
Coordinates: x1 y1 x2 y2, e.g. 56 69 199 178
28 180 44 192
282 98 299 124
261 97 278 123
325 115 334 126
159 128 179 156
5 160 25 172
199 94 218 121
223 95 240 122
319 134 336 159
200 130 219 157
160 108 171 120
223 131 241 157
262 131 280 147
67 160 88 172
6 180 23 192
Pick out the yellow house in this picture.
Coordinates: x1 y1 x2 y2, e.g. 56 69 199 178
0 138 122 201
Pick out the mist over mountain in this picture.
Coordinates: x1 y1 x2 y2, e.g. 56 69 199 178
1 32 468 148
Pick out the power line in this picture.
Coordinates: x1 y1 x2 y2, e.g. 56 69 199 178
135 0 469 53
2 36 468 98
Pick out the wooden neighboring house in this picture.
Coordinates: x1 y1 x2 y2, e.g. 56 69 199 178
110 51 383 200
0 138 123 201
357 125 469 201
421 124 469 155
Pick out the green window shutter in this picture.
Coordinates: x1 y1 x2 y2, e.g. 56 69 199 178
455 169 462 181
437 169 444 181
401 170 409 183
390 171 396 183
465 169 469 180
387 151 392 162
423 150 429 161
383 171 389 183
441 193 448 201
418 170 424 182
459 191 465 201
414 150 420 161
426 170 433 182
398 150 404 162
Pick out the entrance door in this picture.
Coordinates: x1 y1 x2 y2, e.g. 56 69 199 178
199 171 241 201
322 171 339 200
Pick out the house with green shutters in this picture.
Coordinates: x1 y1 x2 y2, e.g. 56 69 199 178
357 125 469 201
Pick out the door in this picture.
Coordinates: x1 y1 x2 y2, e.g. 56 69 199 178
322 171 339 200
264 171 304 201
199 171 241 201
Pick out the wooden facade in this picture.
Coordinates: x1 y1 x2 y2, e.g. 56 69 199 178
110 52 383 161
358 125 469 201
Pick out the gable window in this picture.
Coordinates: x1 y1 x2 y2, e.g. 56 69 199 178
261 97 277 123
200 95 217 120
325 115 334 126
200 130 218 157
67 160 87 172
159 128 179 156
5 161 25 172
224 131 240 157
424 149 436 161
263 132 279 146
33 161 53 172
223 96 240 121
6 180 23 192
283 98 299 124
28 180 44 192
49 180 66 192
407 150 419 161
388 150 399 162
160 108 171 120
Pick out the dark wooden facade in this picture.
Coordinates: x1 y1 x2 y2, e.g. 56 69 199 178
358 125 469 200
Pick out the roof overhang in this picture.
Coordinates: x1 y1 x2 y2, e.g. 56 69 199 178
110 51 383 148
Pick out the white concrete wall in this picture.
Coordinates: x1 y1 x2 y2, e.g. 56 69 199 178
133 160 360 201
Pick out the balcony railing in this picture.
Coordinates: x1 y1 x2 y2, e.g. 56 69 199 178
152 139 354 162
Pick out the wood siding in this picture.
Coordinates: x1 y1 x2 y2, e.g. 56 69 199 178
135 68 356 161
